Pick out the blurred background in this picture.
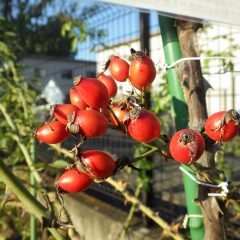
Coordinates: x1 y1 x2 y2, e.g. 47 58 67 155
0 0 240 239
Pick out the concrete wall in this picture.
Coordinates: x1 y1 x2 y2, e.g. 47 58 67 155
63 193 161 240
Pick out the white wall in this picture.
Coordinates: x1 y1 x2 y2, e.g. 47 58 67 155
97 24 240 115
21 56 96 104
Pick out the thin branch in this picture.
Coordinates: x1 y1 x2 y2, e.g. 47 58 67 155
0 103 42 183
131 147 158 163
0 159 65 240
107 178 183 240
118 184 142 240
12 134 42 183
140 142 158 150
0 103 16 131
49 144 184 240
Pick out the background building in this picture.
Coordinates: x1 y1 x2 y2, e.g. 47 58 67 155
21 55 96 104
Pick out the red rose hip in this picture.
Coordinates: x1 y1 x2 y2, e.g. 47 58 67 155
98 73 118 98
205 109 239 142
169 129 205 165
70 88 88 110
127 109 160 143
109 56 129 82
68 110 108 138
75 77 110 109
52 104 79 125
129 49 156 90
81 150 116 179
35 121 69 144
57 169 92 193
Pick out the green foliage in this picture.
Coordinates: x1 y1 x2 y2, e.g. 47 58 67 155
24 14 78 57
0 16 40 238
48 159 69 169
133 144 155 191
61 15 106 52
132 73 172 192
215 136 240 180
223 136 240 157
199 25 240 226
0 1 106 57
151 72 173 133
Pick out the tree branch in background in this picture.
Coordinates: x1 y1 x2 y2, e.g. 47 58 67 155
176 20 226 240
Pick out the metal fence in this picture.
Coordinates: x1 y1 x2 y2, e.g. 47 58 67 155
73 0 240 220
32 0 240 225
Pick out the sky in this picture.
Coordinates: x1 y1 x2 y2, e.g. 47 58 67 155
73 1 160 61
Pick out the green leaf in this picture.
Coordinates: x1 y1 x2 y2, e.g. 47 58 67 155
48 159 69 169
61 22 72 36
71 37 78 51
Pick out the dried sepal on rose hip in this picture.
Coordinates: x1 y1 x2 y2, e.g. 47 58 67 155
66 110 108 138
71 147 116 181
205 109 240 142
169 129 205 165
51 104 79 125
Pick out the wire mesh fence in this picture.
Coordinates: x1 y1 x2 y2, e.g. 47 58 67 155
74 1 240 220
28 0 240 225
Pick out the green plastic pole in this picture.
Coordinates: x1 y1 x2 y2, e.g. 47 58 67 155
159 16 205 240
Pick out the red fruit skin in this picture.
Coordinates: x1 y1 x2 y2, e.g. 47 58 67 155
70 88 88 110
75 77 110 109
35 121 69 144
205 111 239 142
91 106 109 118
109 56 129 82
169 129 205 165
98 73 117 98
82 150 116 179
73 110 108 138
129 55 156 90
109 106 128 126
53 104 79 125
127 109 160 143
57 169 92 193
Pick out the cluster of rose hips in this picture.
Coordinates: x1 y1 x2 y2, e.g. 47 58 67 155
35 48 240 194
35 49 160 193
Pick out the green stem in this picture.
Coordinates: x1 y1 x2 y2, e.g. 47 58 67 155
0 103 42 183
18 89 28 119
131 147 158 163
0 103 16 131
49 144 184 240
12 134 42 183
140 142 158 149
119 184 142 240
0 160 65 240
